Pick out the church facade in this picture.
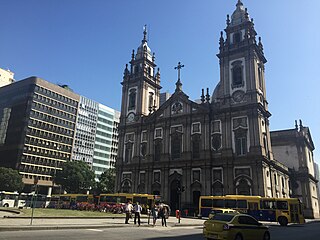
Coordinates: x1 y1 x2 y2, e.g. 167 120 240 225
115 1 291 212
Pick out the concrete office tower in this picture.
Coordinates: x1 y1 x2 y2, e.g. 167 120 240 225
72 96 99 166
0 68 14 88
0 77 79 194
92 104 120 181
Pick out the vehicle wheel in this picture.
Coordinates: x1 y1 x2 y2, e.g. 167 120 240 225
3 203 9 207
278 217 288 226
234 234 243 240
263 231 270 240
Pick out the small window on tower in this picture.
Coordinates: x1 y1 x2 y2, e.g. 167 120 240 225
128 89 136 110
234 32 241 43
231 61 244 88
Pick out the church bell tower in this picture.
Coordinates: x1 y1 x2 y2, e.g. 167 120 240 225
214 0 274 164
120 26 162 124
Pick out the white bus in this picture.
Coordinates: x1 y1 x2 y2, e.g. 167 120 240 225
0 191 26 208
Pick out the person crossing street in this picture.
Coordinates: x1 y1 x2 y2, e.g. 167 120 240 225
133 202 142 226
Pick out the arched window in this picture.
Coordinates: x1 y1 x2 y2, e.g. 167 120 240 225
232 65 243 86
237 179 251 195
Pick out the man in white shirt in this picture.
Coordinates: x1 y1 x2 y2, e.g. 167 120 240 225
133 202 142 226
125 200 133 224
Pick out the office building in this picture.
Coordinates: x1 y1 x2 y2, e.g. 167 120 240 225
0 68 14 88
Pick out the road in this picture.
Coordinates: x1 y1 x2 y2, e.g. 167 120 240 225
0 222 320 240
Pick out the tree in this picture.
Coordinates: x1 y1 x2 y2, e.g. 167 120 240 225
0 167 24 192
97 168 115 194
55 161 95 193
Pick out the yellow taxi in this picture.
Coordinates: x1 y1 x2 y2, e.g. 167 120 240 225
203 213 270 240
208 208 239 220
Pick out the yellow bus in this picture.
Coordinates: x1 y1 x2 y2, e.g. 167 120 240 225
49 194 94 209
199 195 305 226
98 193 159 213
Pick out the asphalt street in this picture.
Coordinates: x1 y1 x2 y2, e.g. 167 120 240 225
1 222 320 240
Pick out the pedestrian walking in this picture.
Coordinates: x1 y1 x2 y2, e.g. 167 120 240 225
133 202 142 226
159 204 167 227
151 204 158 226
124 200 133 224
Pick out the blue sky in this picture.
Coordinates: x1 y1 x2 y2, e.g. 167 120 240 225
1 0 319 163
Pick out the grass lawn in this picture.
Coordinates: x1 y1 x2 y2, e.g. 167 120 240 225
13 208 124 217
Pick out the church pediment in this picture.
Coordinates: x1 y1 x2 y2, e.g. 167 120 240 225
145 91 208 121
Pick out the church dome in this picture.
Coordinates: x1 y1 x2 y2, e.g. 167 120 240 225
230 0 249 27
211 82 221 103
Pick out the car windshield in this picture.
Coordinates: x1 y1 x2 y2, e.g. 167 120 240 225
211 214 235 222
211 210 223 214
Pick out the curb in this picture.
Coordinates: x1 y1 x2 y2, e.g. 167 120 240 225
0 223 203 232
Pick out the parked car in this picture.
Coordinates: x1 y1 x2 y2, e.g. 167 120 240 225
203 213 270 240
208 208 239 219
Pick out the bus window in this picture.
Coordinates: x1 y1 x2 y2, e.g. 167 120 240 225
261 200 275 209
201 199 212 208
60 196 71 202
140 197 147 205
276 201 288 210
248 202 258 210
225 199 236 208
76 196 88 202
237 200 247 209
212 199 224 208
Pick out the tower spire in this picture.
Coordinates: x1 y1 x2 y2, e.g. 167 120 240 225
142 25 147 43
174 62 184 92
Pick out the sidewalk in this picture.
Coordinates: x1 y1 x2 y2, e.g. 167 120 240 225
0 211 205 232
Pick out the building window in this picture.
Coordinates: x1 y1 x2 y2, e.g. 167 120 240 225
128 89 136 110
171 135 181 159
148 92 154 112
212 121 221 134
154 128 163 139
122 172 132 181
192 169 200 182
153 171 161 183
236 179 251 195
139 172 145 184
235 132 247 156
141 131 147 142
233 117 248 156
258 65 263 89
213 168 223 182
211 135 222 151
233 32 241 43
140 143 147 157
231 61 244 88
192 122 201 134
